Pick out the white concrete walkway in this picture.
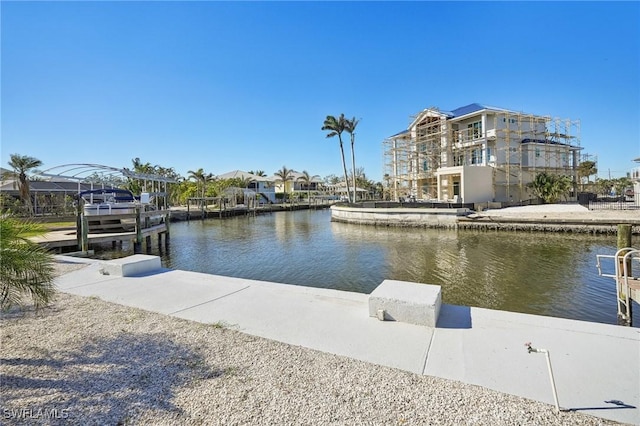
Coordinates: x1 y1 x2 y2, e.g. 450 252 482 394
54 255 640 425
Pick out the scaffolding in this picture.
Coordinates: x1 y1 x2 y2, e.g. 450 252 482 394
383 108 447 201
383 106 582 203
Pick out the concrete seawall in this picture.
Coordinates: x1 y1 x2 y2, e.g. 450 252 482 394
330 205 469 228
51 255 640 425
331 205 640 234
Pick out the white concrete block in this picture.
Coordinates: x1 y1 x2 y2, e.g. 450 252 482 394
369 280 441 327
99 255 161 277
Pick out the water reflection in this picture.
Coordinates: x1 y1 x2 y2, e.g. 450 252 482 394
95 209 639 325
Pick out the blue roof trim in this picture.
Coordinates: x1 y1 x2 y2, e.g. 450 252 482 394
389 129 409 138
450 103 487 117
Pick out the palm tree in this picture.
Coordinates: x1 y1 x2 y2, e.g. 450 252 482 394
322 114 351 203
1 217 55 310
527 172 572 203
274 166 294 203
187 168 214 201
7 154 43 215
297 170 320 202
344 117 360 202
577 160 597 191
249 170 267 177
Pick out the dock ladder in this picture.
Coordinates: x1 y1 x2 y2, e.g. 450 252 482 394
596 247 640 325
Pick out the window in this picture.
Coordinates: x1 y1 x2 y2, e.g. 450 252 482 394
422 160 428 172
471 148 483 165
468 121 482 139
535 148 541 158
455 154 465 166
486 147 493 162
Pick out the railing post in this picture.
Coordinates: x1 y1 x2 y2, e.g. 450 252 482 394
134 207 142 254
617 224 633 326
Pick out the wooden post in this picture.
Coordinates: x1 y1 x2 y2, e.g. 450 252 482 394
134 207 142 254
76 200 83 250
81 214 89 253
617 224 633 326
164 211 170 241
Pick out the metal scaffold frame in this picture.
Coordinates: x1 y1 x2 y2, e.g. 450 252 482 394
383 105 582 203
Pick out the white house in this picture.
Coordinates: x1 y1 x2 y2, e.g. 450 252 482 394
383 103 582 203
217 170 277 203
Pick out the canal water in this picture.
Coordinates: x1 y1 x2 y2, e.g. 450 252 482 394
100 209 640 326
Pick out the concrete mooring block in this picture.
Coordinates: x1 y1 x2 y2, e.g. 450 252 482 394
99 254 161 277
369 280 442 327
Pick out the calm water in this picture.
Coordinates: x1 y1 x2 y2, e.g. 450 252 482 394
100 209 639 326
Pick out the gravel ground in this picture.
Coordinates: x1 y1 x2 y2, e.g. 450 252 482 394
0 262 623 425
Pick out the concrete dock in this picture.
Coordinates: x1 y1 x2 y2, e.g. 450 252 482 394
54 255 640 425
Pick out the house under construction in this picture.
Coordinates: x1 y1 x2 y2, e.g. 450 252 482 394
383 103 583 203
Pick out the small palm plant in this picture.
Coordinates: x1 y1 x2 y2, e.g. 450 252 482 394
1 217 55 310
527 172 573 203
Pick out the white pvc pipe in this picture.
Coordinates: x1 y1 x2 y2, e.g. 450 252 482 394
525 343 560 412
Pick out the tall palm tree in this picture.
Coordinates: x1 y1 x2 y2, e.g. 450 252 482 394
297 170 320 202
344 117 360 202
7 154 42 215
322 114 351 203
1 217 55 310
274 166 293 203
187 168 214 199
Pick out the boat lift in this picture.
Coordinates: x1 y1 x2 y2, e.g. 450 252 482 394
596 248 640 326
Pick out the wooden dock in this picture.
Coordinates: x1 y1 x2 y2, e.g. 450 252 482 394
32 209 170 254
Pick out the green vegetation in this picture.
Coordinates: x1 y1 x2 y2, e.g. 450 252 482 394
576 160 597 190
527 172 573 203
5 154 43 216
595 177 633 197
1 217 55 310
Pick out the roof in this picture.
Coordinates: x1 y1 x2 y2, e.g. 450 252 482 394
387 129 410 139
216 170 268 181
267 171 323 183
450 103 487 117
33 163 177 184
0 179 96 193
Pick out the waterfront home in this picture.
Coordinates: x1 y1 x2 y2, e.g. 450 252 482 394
267 170 324 199
383 103 583 203
217 170 277 203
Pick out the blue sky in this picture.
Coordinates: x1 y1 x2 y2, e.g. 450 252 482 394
2 1 639 182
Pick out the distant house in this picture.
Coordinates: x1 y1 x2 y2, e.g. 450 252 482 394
217 170 277 203
267 170 324 198
383 103 583 203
